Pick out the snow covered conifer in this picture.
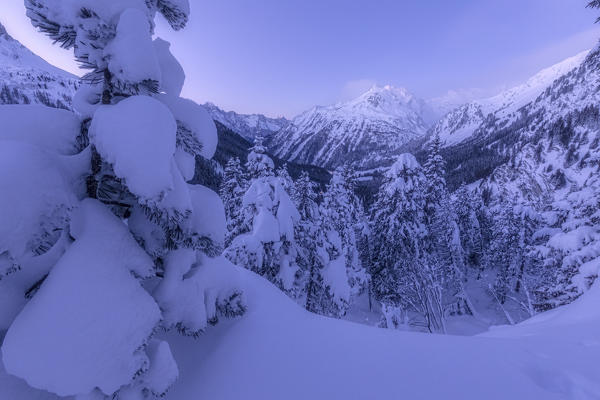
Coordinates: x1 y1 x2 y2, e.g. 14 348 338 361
246 136 274 178
1 2 245 398
221 157 248 247
319 166 368 315
454 185 485 271
486 198 539 322
225 148 302 296
423 133 448 218
276 163 295 195
292 172 329 314
370 154 428 328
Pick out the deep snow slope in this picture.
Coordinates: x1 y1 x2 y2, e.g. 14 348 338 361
3 266 599 399
268 85 434 169
203 102 289 141
163 268 600 400
0 23 79 109
431 50 589 147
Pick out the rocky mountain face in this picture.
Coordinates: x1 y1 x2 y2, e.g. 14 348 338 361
0 22 79 109
203 102 289 141
267 85 435 169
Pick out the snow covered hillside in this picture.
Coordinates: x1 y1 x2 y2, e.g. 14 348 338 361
432 50 589 147
0 22 78 109
2 266 600 399
164 268 600 400
268 85 435 169
203 102 289 141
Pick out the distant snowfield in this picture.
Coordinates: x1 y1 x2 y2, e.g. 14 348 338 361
163 268 600 400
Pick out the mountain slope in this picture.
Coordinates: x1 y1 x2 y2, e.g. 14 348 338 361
203 102 289 141
268 85 434 169
0 22 79 109
431 50 589 147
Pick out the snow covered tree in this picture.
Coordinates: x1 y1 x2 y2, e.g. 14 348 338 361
246 136 273 178
370 154 439 330
532 175 600 312
225 148 302 297
422 134 466 323
486 198 539 323
454 185 485 272
276 163 295 195
319 166 368 315
220 157 248 247
291 172 329 314
423 134 448 219
1 2 245 398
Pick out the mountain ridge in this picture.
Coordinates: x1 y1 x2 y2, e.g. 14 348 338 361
267 85 434 169
203 102 289 141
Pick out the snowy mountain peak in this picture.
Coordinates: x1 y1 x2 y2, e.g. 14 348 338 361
268 85 434 169
339 84 436 124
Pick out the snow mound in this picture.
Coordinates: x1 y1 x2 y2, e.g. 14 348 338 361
154 252 245 335
0 141 75 261
154 38 185 97
0 105 80 154
160 95 218 159
90 95 176 201
1 199 160 397
165 267 600 400
105 9 161 87
189 184 226 246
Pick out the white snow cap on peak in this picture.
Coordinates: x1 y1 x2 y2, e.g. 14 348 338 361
388 153 420 176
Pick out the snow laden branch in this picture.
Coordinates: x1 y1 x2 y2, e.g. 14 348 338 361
0 1 245 398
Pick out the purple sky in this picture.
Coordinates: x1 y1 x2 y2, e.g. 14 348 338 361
2 0 599 118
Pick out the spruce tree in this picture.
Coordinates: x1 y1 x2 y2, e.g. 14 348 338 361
220 157 248 247
487 198 539 322
370 154 429 329
276 163 295 196
422 134 465 323
225 145 302 297
321 166 368 306
1 2 245 397
454 184 485 271
292 172 330 315
246 136 273 178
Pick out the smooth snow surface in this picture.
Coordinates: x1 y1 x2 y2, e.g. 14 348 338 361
90 95 176 201
105 9 161 86
2 200 160 397
0 141 75 260
160 95 218 159
153 38 185 98
165 268 600 400
0 105 80 154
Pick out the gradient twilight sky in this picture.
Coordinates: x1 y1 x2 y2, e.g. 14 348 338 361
2 0 600 118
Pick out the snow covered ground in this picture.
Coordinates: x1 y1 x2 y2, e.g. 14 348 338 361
2 265 599 399
162 268 600 400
